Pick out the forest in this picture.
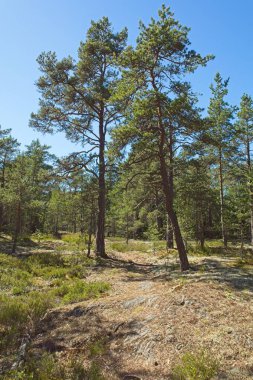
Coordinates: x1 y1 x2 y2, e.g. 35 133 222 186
0 4 253 380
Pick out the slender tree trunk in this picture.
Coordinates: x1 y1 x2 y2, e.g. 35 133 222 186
166 215 174 249
0 165 6 231
159 153 190 270
155 190 163 238
199 214 205 249
126 213 129 244
0 203 3 232
219 149 227 247
158 117 189 270
199 209 205 250
151 70 189 270
240 221 244 256
87 218 92 258
95 111 107 258
250 196 253 245
246 135 253 245
12 200 21 254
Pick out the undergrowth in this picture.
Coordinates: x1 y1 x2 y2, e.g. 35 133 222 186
171 351 219 380
1 353 105 380
108 240 150 253
0 250 110 359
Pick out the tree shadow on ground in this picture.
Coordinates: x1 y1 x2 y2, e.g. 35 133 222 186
97 254 253 294
30 303 160 380
186 257 253 293
0 237 62 256
96 255 168 278
30 295 253 380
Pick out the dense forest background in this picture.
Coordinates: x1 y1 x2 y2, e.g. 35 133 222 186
1 6 253 269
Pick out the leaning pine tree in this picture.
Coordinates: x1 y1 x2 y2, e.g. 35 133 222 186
30 18 127 257
112 5 213 270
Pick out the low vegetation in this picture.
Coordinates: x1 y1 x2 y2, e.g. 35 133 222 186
2 353 105 380
0 245 110 362
171 351 219 380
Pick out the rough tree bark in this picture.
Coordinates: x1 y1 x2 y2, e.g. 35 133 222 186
151 71 190 271
95 111 107 258
166 215 174 249
159 150 190 270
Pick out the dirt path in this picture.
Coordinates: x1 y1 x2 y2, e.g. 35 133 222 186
30 250 253 379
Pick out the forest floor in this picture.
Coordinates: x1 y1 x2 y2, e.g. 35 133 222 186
0 236 253 379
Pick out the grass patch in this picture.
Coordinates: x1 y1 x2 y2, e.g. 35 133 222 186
60 233 94 253
108 240 150 253
158 249 178 259
233 257 253 268
171 351 219 380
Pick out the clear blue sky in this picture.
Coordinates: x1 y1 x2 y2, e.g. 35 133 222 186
1 0 253 156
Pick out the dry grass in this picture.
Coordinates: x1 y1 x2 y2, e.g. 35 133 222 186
0 237 253 379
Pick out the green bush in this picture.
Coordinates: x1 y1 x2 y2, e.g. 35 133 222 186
27 252 65 268
0 269 33 294
171 351 219 380
0 292 53 351
61 233 83 244
0 295 28 332
53 280 110 304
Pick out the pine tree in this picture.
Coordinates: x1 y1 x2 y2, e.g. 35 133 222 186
30 18 127 257
207 73 236 247
0 127 20 231
112 5 212 270
236 94 253 244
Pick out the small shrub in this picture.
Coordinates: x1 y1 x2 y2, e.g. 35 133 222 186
171 351 219 380
25 291 54 321
87 362 105 380
89 339 107 357
6 353 66 380
0 295 28 328
0 269 33 294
